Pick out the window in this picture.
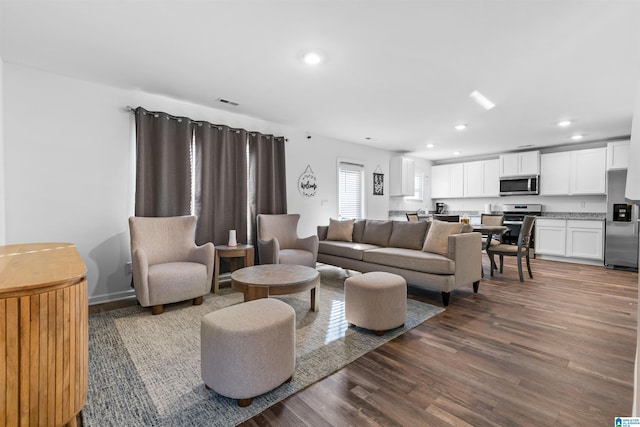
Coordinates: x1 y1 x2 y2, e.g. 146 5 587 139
408 171 424 201
338 161 364 220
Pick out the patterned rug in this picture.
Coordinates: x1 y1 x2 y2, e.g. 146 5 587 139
82 266 444 426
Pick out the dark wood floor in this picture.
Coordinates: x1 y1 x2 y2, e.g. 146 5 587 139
240 257 638 426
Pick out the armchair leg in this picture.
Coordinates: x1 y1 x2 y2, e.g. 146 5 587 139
193 296 203 306
473 281 480 293
151 305 164 315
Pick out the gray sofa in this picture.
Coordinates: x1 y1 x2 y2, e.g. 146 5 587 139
317 219 482 306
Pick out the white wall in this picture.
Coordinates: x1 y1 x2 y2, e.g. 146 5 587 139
3 63 401 304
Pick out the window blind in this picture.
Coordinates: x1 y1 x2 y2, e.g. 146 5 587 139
338 162 364 220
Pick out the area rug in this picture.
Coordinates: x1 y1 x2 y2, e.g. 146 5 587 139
82 266 444 426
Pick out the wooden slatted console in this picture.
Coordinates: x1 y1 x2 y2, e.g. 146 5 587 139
1 243 88 427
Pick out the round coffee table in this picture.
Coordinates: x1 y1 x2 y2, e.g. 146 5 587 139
231 264 320 311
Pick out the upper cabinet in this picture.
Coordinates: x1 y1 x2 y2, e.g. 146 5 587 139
463 159 499 198
432 159 497 198
607 140 630 170
431 163 463 198
539 147 607 196
499 150 540 177
389 156 415 196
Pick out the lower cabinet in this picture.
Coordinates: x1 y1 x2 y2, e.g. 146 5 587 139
535 218 604 261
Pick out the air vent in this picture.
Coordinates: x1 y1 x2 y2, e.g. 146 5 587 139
517 144 534 148
217 98 239 107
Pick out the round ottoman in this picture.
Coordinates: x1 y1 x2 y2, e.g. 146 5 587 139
201 298 295 407
344 272 407 336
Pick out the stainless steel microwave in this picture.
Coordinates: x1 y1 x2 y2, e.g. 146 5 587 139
499 175 539 196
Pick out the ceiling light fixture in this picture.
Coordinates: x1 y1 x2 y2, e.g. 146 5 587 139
426 143 435 148
301 50 324 66
571 134 584 140
469 90 496 110
453 151 461 156
557 120 572 127
455 124 467 131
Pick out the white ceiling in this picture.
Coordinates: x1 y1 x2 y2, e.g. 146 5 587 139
2 0 639 161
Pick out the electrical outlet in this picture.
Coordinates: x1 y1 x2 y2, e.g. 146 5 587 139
125 261 133 273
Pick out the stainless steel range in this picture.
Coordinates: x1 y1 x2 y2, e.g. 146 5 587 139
502 203 543 246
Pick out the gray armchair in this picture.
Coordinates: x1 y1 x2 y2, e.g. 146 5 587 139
129 215 215 315
257 214 319 268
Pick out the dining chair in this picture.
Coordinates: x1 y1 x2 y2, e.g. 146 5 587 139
433 214 460 222
406 213 419 222
487 215 536 282
480 214 505 248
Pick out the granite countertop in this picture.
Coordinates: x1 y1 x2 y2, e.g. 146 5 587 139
539 212 606 220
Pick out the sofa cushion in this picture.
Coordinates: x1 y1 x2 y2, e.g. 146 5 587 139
318 241 381 261
352 220 367 243
362 247 455 275
388 221 430 250
422 220 466 257
361 220 393 247
327 218 355 242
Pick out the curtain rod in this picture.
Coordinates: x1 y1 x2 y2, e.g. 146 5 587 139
124 105 287 140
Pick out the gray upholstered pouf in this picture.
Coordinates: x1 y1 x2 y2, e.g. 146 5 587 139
201 298 295 407
344 272 407 336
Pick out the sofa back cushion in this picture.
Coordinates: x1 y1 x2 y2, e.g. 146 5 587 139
388 221 430 250
326 218 355 242
352 220 367 243
422 220 466 256
361 220 393 246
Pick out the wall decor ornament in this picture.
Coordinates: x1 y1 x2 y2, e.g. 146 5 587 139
298 165 317 197
373 165 384 196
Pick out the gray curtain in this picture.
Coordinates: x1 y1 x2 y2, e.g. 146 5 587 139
248 134 287 251
134 107 193 217
194 124 248 246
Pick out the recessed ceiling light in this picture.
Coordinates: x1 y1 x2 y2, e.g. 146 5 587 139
301 50 324 66
469 91 495 110
557 120 572 127
571 134 584 140
453 151 461 156
455 124 467 131
426 143 435 148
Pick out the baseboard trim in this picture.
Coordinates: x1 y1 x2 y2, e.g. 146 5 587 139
89 289 136 306
536 254 604 267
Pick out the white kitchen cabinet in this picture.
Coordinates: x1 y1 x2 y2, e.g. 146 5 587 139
431 163 463 198
535 218 604 261
539 152 571 195
463 159 499 197
570 147 607 194
539 147 606 196
607 140 630 170
566 220 604 260
535 219 567 256
389 156 415 196
499 150 540 177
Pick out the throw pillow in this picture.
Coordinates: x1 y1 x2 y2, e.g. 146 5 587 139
327 218 355 242
422 220 465 256
388 221 430 250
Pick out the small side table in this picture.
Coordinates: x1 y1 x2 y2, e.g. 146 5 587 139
213 244 254 293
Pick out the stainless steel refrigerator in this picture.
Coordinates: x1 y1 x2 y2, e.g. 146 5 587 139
605 170 639 270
